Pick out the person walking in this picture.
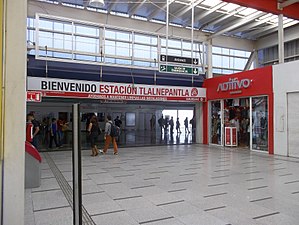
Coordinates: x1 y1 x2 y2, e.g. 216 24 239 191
114 116 122 142
87 115 99 156
28 113 40 148
169 116 174 134
176 118 181 134
57 118 64 146
150 114 156 131
114 116 122 128
49 118 60 149
184 117 190 134
158 115 165 134
102 115 118 155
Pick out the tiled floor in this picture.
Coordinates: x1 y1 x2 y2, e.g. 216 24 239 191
25 144 299 225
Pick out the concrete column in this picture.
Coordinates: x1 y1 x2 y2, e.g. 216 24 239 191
195 102 203 143
278 14 284 64
2 0 27 224
206 41 213 78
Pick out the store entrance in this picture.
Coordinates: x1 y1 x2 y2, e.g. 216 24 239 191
224 98 250 148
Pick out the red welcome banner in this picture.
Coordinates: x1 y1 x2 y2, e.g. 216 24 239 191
27 77 206 102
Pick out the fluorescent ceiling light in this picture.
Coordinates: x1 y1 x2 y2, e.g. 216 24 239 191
221 3 239 11
201 0 221 7
239 8 257 16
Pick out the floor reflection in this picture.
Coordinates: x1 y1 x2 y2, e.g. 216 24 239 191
37 129 195 151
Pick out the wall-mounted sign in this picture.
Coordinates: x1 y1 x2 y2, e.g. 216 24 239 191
204 66 273 101
159 64 199 75
27 77 206 103
160 54 199 65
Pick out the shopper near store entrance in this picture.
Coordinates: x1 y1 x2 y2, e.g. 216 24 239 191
230 116 240 142
87 115 100 157
184 117 190 134
103 115 118 155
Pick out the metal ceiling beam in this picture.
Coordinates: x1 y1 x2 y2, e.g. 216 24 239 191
241 24 277 39
226 14 274 35
244 50 256 71
128 0 147 16
278 0 299 9
184 2 227 25
147 0 174 20
252 21 298 39
209 11 264 39
200 6 244 30
170 0 203 20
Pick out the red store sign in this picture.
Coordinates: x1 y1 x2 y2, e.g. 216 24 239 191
203 66 273 100
27 77 206 102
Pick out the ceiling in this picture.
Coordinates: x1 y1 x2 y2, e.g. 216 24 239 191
37 0 299 40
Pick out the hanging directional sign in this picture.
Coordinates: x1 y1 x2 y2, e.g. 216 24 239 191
160 54 199 65
159 64 199 75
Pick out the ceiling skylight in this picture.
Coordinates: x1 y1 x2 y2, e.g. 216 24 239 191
259 13 274 20
239 8 257 16
220 3 239 12
201 0 222 7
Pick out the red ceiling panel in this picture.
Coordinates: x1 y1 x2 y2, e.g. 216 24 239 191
223 0 299 20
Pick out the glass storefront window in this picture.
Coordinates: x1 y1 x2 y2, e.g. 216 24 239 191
210 101 221 145
252 96 268 151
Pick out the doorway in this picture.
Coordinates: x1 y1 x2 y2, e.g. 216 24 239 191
224 98 250 148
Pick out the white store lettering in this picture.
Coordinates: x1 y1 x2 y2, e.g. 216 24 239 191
217 78 251 92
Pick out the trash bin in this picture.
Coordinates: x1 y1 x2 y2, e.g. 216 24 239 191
25 141 42 188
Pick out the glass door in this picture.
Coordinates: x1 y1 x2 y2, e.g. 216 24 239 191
251 96 268 151
210 101 222 145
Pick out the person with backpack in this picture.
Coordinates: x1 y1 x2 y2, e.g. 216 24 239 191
102 115 118 155
87 115 100 157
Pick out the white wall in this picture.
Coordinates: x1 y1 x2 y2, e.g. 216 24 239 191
273 60 299 156
257 24 299 49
